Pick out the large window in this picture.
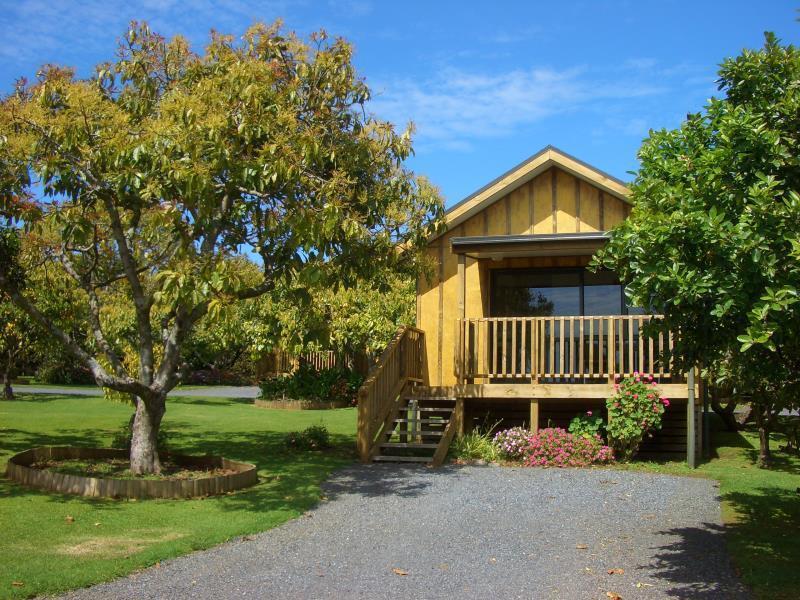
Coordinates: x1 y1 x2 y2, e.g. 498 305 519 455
490 268 637 317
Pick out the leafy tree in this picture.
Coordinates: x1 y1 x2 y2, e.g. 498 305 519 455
247 270 418 358
594 33 800 466
0 22 443 473
0 229 30 399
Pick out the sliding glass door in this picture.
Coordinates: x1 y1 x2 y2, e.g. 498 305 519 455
488 268 641 380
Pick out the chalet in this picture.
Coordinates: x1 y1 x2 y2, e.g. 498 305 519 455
357 146 700 466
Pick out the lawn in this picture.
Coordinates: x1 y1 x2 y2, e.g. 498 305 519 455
0 393 357 599
620 418 800 600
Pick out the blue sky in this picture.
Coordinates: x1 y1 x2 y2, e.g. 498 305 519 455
1 1 798 208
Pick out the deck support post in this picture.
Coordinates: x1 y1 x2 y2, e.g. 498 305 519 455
455 398 465 437
687 368 696 468
529 399 540 434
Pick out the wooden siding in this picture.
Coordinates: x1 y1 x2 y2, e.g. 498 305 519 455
417 166 630 386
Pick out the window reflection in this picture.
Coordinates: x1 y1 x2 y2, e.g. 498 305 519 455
491 268 638 317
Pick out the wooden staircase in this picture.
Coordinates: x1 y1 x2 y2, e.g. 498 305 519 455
357 326 462 466
373 395 456 464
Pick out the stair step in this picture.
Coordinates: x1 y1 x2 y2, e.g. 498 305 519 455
373 455 433 463
409 407 454 413
404 396 456 401
380 442 439 449
393 418 449 424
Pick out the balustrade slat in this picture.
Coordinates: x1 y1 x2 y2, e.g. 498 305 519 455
511 318 517 377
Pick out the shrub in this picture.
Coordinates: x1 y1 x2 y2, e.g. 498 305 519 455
522 428 613 467
605 373 668 461
568 410 605 439
493 427 613 467
284 424 331 450
451 428 499 462
493 427 531 460
259 363 364 406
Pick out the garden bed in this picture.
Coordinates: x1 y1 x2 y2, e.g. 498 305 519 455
5 447 257 499
254 398 350 410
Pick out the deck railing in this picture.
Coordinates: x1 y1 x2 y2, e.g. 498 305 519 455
456 315 675 382
356 326 425 461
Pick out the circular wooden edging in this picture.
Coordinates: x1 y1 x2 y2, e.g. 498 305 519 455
254 398 350 410
5 447 258 500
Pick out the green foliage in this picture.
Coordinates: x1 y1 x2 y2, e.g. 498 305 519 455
605 374 667 461
450 427 500 462
284 424 331 450
259 363 364 406
246 272 417 358
34 357 93 385
594 33 800 464
568 411 605 439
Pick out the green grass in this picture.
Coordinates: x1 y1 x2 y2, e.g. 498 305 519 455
618 418 800 600
0 393 356 599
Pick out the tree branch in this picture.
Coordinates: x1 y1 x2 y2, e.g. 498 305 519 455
0 271 150 397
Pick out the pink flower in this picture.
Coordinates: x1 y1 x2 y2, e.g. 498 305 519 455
586 410 593 416
662 399 670 407
633 394 638 399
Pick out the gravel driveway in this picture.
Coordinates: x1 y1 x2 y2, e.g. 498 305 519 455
60 465 746 599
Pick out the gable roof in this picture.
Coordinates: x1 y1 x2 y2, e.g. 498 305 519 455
432 145 631 241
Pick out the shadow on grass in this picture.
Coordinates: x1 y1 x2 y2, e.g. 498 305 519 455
167 395 255 407
3 392 100 403
722 486 800 598
647 523 749 599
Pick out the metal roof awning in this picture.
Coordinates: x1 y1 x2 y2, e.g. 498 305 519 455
450 232 610 259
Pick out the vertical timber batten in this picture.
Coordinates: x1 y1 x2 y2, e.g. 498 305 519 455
457 254 466 384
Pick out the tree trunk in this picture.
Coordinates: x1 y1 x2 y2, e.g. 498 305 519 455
129 394 166 474
2 370 12 400
735 403 754 427
753 404 772 468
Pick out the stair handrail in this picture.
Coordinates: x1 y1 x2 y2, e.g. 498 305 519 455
357 325 425 461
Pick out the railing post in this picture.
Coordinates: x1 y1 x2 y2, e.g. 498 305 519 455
607 317 616 385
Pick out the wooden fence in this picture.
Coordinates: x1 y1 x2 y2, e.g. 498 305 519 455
257 350 372 379
356 326 425 461
456 315 676 382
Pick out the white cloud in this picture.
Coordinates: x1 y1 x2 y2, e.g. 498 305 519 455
0 0 304 65
370 65 667 151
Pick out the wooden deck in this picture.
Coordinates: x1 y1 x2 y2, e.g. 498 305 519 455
357 320 699 466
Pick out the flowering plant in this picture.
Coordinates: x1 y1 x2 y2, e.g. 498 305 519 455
493 427 613 467
605 373 668 461
568 410 605 439
493 427 530 460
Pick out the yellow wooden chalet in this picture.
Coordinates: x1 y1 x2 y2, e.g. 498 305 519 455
357 146 700 467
